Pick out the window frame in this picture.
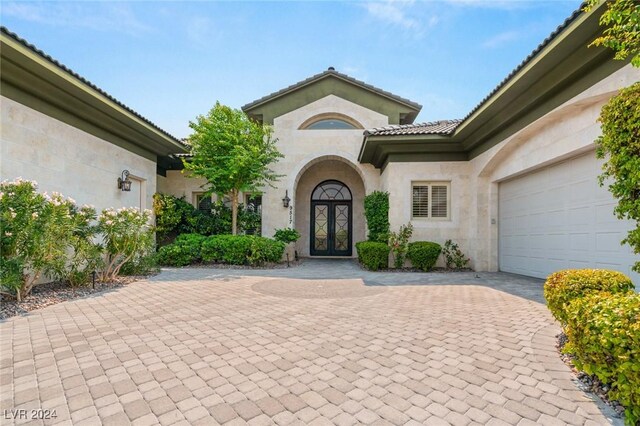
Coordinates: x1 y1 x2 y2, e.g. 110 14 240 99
298 113 364 130
411 181 451 221
193 192 212 212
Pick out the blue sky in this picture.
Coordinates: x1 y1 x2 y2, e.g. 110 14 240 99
2 1 581 138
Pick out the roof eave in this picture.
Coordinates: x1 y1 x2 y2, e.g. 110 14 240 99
0 28 187 157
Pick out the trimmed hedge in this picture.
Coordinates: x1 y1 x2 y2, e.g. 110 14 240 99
544 269 634 325
157 234 284 267
355 241 390 271
564 292 640 425
201 235 284 266
407 241 441 271
156 233 205 266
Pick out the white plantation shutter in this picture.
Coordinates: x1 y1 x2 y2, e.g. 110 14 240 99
412 186 429 217
412 182 450 219
431 185 448 218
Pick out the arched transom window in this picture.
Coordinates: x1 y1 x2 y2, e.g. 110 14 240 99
299 113 363 130
312 180 352 200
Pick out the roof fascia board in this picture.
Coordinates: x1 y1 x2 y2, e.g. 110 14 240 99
1 34 187 156
2 81 157 162
453 4 600 136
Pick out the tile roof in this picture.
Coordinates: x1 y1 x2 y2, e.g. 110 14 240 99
242 67 422 111
364 119 461 137
1 26 184 146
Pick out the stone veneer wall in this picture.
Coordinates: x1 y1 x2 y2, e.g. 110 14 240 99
1 96 156 213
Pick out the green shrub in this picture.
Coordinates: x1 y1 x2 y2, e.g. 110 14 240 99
407 241 442 271
544 269 634 326
273 227 300 244
388 223 413 268
98 207 153 280
156 233 206 267
0 179 101 299
442 240 470 269
355 241 390 271
201 235 283 266
564 292 640 425
364 191 390 243
248 238 285 266
153 193 262 242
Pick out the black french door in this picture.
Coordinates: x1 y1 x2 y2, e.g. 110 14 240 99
310 201 352 256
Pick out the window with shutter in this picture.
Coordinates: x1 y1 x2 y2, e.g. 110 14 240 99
411 182 450 220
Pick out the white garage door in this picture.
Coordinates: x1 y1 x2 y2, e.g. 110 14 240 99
499 152 638 283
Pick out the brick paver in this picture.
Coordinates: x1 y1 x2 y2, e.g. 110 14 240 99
0 260 619 425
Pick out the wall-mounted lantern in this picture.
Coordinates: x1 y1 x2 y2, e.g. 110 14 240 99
282 190 291 208
117 170 132 192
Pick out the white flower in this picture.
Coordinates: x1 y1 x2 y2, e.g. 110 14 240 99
5 232 12 237
105 220 113 225
10 212 16 218
32 212 38 218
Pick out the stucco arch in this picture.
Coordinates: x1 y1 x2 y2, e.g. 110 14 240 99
292 154 367 257
291 153 369 195
477 91 615 181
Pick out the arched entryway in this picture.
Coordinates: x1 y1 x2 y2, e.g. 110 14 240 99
310 180 352 256
294 157 366 257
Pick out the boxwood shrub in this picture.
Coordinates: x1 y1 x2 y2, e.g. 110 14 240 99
355 241 389 271
407 241 442 271
156 233 206 266
201 235 284 266
543 269 634 326
564 292 640 425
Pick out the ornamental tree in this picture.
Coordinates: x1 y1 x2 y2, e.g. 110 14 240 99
595 82 640 272
586 0 640 272
183 102 282 235
586 0 640 67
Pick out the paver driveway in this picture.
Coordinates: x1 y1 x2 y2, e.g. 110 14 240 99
0 260 618 425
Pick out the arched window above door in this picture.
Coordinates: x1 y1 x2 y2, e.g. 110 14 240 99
299 113 364 130
311 180 352 200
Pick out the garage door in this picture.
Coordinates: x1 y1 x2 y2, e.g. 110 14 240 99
499 152 638 283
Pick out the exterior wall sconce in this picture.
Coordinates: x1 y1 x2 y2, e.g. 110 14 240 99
117 170 132 192
282 190 290 208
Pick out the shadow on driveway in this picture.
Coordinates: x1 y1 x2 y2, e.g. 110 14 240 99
153 258 546 304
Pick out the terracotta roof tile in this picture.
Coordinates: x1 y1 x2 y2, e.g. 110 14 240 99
364 120 461 136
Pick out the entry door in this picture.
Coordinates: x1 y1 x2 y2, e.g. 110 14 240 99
310 181 353 256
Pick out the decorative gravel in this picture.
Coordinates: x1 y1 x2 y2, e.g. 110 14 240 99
556 332 626 418
0 276 147 320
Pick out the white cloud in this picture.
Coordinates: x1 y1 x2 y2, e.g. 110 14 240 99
2 2 152 36
364 0 420 30
481 30 520 48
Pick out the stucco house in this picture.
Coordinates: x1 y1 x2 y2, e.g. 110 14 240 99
1 2 638 282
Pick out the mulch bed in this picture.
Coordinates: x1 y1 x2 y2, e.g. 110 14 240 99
171 259 303 270
0 275 148 320
556 332 626 418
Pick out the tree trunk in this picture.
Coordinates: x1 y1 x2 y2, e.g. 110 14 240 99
231 189 239 235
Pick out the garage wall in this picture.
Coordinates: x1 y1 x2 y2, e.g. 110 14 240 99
499 152 638 282
470 64 640 279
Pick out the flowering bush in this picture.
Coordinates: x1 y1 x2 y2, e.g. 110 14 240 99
99 207 153 281
1 179 79 300
388 223 413 268
66 205 103 287
442 240 470 269
1 179 154 299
